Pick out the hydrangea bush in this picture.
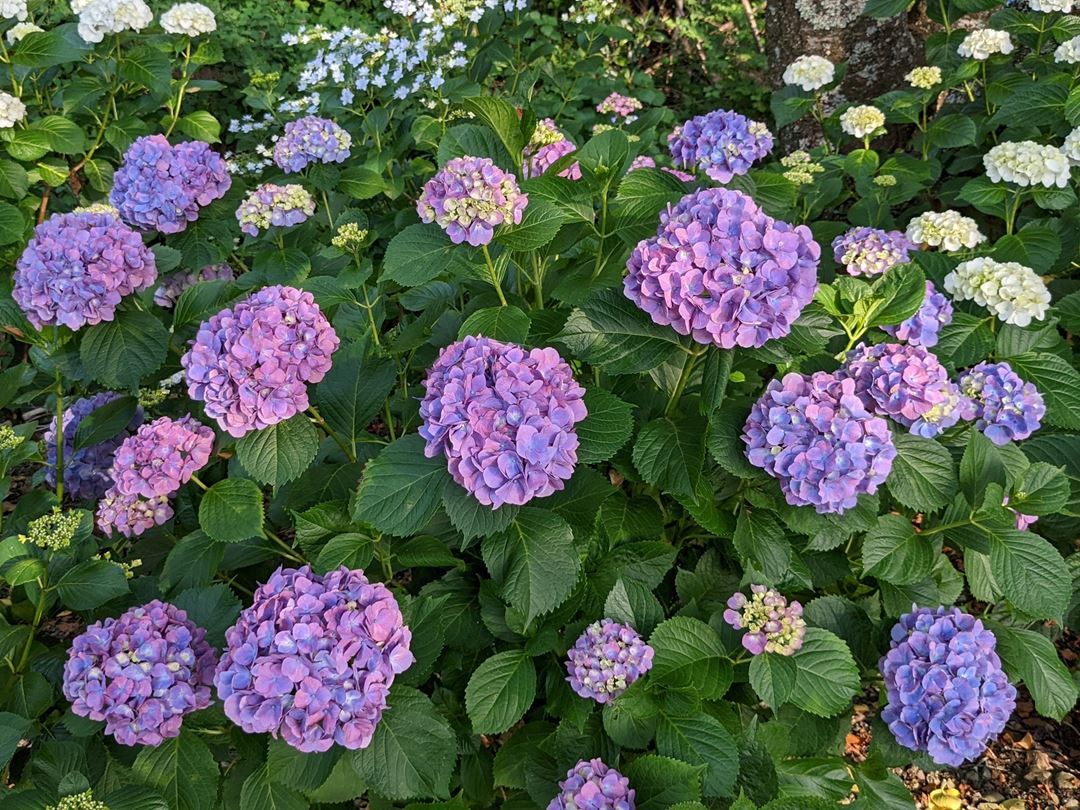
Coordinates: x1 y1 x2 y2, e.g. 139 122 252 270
0 0 1077 808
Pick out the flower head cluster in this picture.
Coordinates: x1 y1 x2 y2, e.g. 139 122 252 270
215 566 414 752
906 65 942 89
723 585 807 656
780 150 825 185
841 343 968 438
548 759 635 810
668 109 773 182
0 90 26 127
63 601 217 746
46 790 110 810
958 362 1045 445
523 118 581 180
420 336 586 507
880 606 1016 767
95 492 173 538
958 29 1013 60
45 392 144 500
154 264 235 308
831 227 915 277
743 371 897 513
1055 35 1080 64
1063 127 1080 165
111 135 232 234
160 2 216 35
563 0 620 23
332 222 369 251
597 92 642 122
944 257 1050 327
875 174 897 186
905 210 985 251
236 184 316 237
0 424 23 451
417 156 527 246
273 116 353 173
782 55 835 91
984 141 1070 188
0 0 26 20
625 188 819 349
1029 0 1073 10
840 105 886 139
882 281 953 348
19 508 82 552
71 0 152 42
182 285 339 437
6 22 41 43
566 619 654 703
627 155 694 181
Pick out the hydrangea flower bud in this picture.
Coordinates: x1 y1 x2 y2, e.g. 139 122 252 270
416 156 528 246
668 108 773 182
831 227 915 277
957 362 1045 445
840 105 886 139
420 336 587 508
597 92 643 122
957 29 1013 60
108 415 215 499
273 116 352 173
63 600 217 746
19 507 82 551
880 606 1016 767
882 281 953 348
944 257 1050 327
723 585 806 655
215 565 414 752
548 759 635 810
984 141 1070 188
905 210 985 251
160 2 216 35
566 619 654 703
782 55 835 91
153 264 235 308
523 118 581 180
235 183 316 237
625 187 819 349
46 790 110 810
0 424 23 451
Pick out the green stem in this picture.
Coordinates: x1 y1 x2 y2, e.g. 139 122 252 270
665 348 703 418
361 282 382 348
320 189 335 230
190 473 209 491
14 580 48 674
373 533 393 583
481 244 508 306
1005 190 1024 235
590 192 609 280
264 528 305 564
308 406 355 462
384 401 397 442
163 41 192 138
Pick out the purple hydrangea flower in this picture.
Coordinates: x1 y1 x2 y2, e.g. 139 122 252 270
597 92 643 122
273 115 352 173
880 606 1016 767
96 490 174 538
523 118 581 180
182 285 339 437
627 155 695 181
153 263 235 308
723 585 806 656
840 343 968 438
63 600 217 747
108 415 215 499
743 371 897 513
416 156 528 247
110 135 231 234
215 565 414 753
831 226 915 277
236 183 316 237
625 187 819 349
419 336 587 508
957 362 1045 445
45 392 144 500
13 211 157 331
668 109 773 182
882 281 953 348
548 759 635 810
566 619 654 703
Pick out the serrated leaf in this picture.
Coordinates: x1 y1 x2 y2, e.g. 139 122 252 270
72 395 138 451
624 755 705 810
240 765 306 810
132 730 218 810
1010 461 1069 515
576 387 633 464
495 199 562 251
886 433 956 512
656 714 739 798
465 650 537 734
992 624 1078 721
317 351 397 443
171 583 241 647
55 559 129 610
649 616 731 699
383 224 458 287
1005 353 1080 430
442 481 519 542
862 514 935 585
175 111 221 143
353 435 449 536
988 528 1069 619
80 311 169 388
604 578 664 636
749 652 798 708
632 416 705 498
199 478 264 543
235 415 318 486
458 305 530 343
788 628 860 718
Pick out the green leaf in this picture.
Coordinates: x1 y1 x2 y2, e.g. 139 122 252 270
864 263 925 327
885 433 956 512
603 683 660 748
576 387 634 464
461 96 526 162
382 224 458 287
55 559 128 610
988 528 1070 619
993 624 1078 721
495 199 562 251
1010 461 1069 516
235 415 318 487
353 435 449 536
119 46 172 94
34 116 86 154
862 514 935 585
0 160 28 199
1006 353 1080 429
749 652 798 708
935 312 995 369
175 111 221 144
240 765 307 810
442 481 518 542
992 82 1068 127
862 0 912 16
171 583 241 648
459 305 530 343
80 311 169 388
132 730 219 810
604 577 664 636
624 755 705 810
656 714 739 798
958 176 1010 220
788 628 860 718
465 650 537 734
199 478 265 543
315 532 374 572
0 712 30 770
72 395 138 452
339 166 385 200
317 352 397 443
632 416 705 498
649 616 731 700
925 113 976 148
733 510 792 584
12 26 91 68
0 202 25 245
493 722 553 788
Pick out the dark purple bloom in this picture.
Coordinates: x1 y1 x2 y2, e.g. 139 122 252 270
63 600 217 746
831 226 915 277
566 619 654 703
416 156 527 247
548 759 635 810
45 392 144 500
880 606 1016 767
215 565 414 753
957 362 1045 445
668 108 773 182
723 585 806 656
882 281 953 348
273 115 352 173
419 336 587 508
154 263 234 308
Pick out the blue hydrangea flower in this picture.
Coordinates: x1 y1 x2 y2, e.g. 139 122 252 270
273 115 352 173
45 392 144 500
548 759 635 810
668 108 773 182
565 619 654 703
957 362 1045 445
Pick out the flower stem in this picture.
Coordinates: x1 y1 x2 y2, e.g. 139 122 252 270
482 244 508 306
308 406 355 462
665 347 704 418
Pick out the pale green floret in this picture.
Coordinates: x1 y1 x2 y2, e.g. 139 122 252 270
332 222 369 252
874 174 897 186
138 386 169 407
47 791 110 810
19 507 81 551
0 424 24 450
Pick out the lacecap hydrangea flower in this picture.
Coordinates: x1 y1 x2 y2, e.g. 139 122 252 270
420 336 586 507
14 210 157 331
566 619 654 703
110 135 232 234
743 371 897 513
71 0 152 43
1055 35 1080 64
215 566 414 753
45 392 144 500
523 118 581 180
880 606 1016 767
906 65 942 89
273 116 352 173
236 183 316 237
944 257 1050 327
63 600 217 746
668 108 774 182
958 362 1045 445
905 210 985 251
625 187 819 349
416 156 527 247
6 22 42 43
723 585 807 655
0 90 25 127
597 92 643 122
984 140 1070 188
840 105 886 140
782 55 835 92
548 759 635 810
160 2 216 35
153 263 235 308
841 343 968 439
182 285 338 437
882 281 953 348
957 29 1013 60
831 226 915 277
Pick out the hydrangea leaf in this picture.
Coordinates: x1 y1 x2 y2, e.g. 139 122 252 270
992 623 1079 721
788 628 860 718
240 764 307 810
656 713 740 798
80 310 169 389
648 616 731 700
132 730 219 810
632 416 705 498
352 435 450 537
235 414 319 487
465 650 537 735
988 528 1070 619
198 478 265 543
861 514 936 586
749 652 798 709
623 754 705 810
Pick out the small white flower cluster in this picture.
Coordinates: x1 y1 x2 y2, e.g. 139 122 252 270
160 2 216 36
780 150 825 185
906 210 986 251
984 140 1070 188
1028 0 1074 11
944 257 1051 327
906 65 942 90
228 113 275 135
782 55 835 92
0 91 26 128
0 0 26 21
71 0 153 43
840 104 885 139
1063 127 1080 165
1055 36 1080 64
6 21 40 43
957 29 1013 61
561 0 620 24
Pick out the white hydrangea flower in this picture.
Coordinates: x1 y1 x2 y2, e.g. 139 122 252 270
71 0 153 43
0 92 26 128
984 140 1071 188
5 22 41 43
957 29 1013 61
782 55 835 92
1029 0 1073 10
944 258 1051 327
906 210 986 251
839 105 885 139
1055 36 1080 64
905 66 942 90
160 2 216 35
0 0 27 21
1063 127 1080 166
